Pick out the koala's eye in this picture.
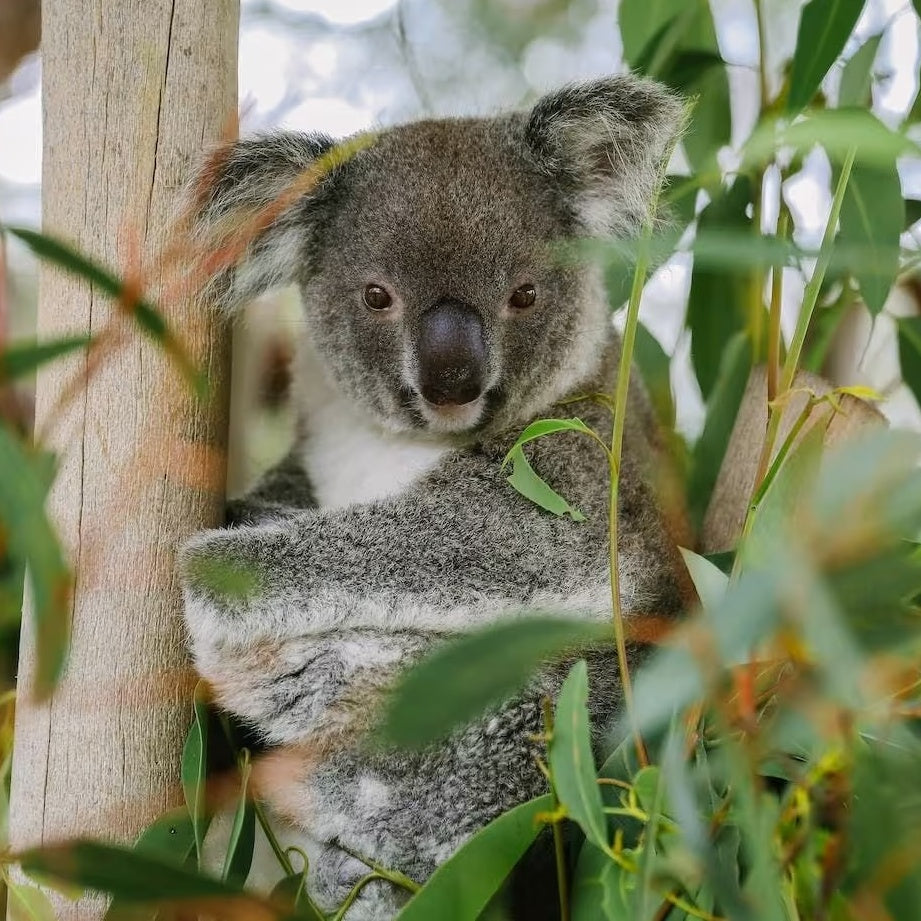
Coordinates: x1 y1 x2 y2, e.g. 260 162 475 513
509 284 536 310
363 284 393 311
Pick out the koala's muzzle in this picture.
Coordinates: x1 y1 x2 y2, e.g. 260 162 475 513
416 299 487 406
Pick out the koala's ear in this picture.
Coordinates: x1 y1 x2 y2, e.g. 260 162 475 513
187 132 336 313
523 75 683 237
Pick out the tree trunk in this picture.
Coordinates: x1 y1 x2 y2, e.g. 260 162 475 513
9 1 238 916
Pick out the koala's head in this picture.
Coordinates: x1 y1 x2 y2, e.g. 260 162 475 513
193 75 681 436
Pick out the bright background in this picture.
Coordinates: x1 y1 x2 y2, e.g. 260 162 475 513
2 0 920 486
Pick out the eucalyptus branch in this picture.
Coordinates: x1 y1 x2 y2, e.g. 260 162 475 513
338 842 421 895
608 108 688 767
767 211 789 402
750 148 856 509
542 697 570 921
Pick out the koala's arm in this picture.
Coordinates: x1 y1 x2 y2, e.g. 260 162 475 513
181 426 688 743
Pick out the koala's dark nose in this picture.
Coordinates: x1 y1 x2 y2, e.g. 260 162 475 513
416 299 487 406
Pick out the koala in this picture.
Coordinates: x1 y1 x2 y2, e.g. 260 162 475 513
180 75 693 920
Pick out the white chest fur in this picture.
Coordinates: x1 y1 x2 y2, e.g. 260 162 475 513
293 339 449 511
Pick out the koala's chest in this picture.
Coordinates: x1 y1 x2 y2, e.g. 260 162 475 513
300 413 448 510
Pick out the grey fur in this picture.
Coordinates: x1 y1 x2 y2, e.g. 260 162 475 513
180 75 689 918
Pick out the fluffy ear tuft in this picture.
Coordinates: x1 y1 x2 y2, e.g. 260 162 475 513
524 75 684 237
185 132 335 313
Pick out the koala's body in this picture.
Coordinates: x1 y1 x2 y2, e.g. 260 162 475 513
181 76 691 919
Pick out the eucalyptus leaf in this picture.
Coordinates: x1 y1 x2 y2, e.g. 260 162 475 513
628 566 782 735
838 34 882 107
271 872 324 921
0 336 94 382
905 198 921 230
380 617 611 749
744 108 917 171
502 418 598 465
620 0 729 171
133 807 196 861
787 0 866 113
571 846 631 921
549 660 609 851
6 880 56 921
687 332 752 531
898 316 921 408
4 225 206 396
18 840 275 913
505 445 586 521
687 179 752 400
181 682 211 869
0 422 71 699
222 752 256 886
838 162 903 315
678 547 728 612
632 324 675 430
396 795 553 921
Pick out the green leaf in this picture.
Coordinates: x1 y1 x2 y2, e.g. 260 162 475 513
620 0 729 171
396 794 552 921
4 225 206 397
502 418 599 466
744 108 917 171
687 178 753 400
632 324 675 430
0 336 93 382
0 422 71 699
18 840 277 913
838 163 904 315
629 566 782 735
812 429 921 537
271 873 324 921
631 764 666 921
787 0 866 113
686 332 752 532
898 316 921 408
838 33 882 107
744 420 826 568
105 808 197 920
6 880 56 921
4 226 161 326
380 617 611 749
905 198 921 230
222 751 256 887
549 661 609 851
678 547 727 611
181 682 210 869
134 807 196 861
505 446 586 521
571 847 631 921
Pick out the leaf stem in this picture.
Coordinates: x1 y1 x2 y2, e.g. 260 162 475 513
767 211 789 403
252 800 295 877
606 110 687 768
609 257 650 767
338 843 421 895
751 147 856 497
542 697 570 921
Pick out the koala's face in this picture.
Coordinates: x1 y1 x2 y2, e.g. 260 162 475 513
298 120 609 436
199 77 680 436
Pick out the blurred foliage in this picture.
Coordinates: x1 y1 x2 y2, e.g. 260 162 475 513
2 0 921 919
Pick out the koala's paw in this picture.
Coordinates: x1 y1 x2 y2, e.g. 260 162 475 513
179 523 295 648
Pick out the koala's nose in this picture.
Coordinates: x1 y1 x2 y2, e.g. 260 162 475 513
416 299 487 406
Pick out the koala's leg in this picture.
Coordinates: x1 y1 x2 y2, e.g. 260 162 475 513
253 690 550 914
